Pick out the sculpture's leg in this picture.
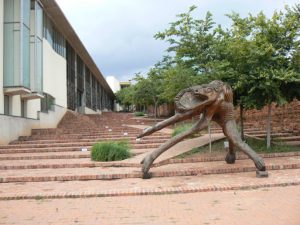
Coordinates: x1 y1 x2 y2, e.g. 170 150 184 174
225 140 236 164
223 120 266 171
137 110 195 138
141 115 209 178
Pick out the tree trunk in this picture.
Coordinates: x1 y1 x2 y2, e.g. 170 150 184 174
240 105 245 141
208 121 212 154
154 101 158 119
266 103 272 149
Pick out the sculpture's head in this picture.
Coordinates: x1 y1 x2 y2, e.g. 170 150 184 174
174 80 233 113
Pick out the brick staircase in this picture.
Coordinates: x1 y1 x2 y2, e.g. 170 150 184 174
208 100 300 147
239 100 300 147
0 111 299 200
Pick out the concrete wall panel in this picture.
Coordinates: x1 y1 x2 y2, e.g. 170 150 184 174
0 105 67 144
43 39 67 108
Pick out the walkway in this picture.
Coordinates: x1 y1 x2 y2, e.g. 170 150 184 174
0 112 299 224
0 185 299 225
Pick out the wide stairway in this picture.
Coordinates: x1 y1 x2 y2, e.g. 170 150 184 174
0 111 299 200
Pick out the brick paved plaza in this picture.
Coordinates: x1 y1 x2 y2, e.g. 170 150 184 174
0 112 299 224
1 185 299 225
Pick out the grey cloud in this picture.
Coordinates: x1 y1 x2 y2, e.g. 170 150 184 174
56 0 300 81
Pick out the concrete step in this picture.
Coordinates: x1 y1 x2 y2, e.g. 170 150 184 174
11 134 170 145
0 151 90 160
251 133 293 138
0 156 299 183
18 132 168 141
1 151 299 170
1 138 168 149
0 148 154 161
0 158 141 170
0 142 161 154
274 141 300 147
1 169 299 200
274 136 300 142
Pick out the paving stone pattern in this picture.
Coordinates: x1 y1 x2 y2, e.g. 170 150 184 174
0 111 299 224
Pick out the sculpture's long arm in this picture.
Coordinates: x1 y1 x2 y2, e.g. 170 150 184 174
137 110 195 138
141 114 209 177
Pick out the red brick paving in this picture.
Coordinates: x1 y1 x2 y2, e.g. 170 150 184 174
0 168 298 201
0 112 299 224
0 185 299 225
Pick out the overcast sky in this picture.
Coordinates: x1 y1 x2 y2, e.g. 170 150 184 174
56 0 299 82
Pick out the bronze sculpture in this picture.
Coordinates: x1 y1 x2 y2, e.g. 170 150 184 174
137 80 267 178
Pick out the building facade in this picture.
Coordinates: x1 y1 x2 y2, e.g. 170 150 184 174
0 0 115 143
106 76 132 111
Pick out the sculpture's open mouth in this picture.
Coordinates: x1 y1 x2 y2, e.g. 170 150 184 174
195 93 209 102
177 92 211 112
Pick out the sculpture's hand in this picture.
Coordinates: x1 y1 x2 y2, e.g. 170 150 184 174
140 154 154 179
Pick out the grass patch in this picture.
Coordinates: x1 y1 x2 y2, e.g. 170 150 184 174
245 137 299 153
172 123 201 138
91 140 131 161
134 111 145 117
176 137 300 159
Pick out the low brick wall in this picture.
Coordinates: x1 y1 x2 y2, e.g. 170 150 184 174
147 103 175 117
147 100 300 134
238 99 300 134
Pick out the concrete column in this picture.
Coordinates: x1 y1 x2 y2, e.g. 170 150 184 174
11 95 21 116
0 0 4 114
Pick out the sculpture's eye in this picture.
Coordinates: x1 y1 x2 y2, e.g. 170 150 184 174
206 87 212 93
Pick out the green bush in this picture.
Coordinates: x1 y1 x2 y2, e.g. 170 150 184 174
91 140 131 161
134 111 145 117
172 123 193 137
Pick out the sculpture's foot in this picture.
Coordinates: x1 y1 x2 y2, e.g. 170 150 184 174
225 152 236 164
256 170 268 178
254 157 266 171
140 154 155 178
142 172 152 179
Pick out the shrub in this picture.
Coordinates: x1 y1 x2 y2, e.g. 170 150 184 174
134 111 145 117
91 140 131 161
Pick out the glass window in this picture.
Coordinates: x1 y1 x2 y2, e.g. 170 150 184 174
23 26 30 88
43 13 66 58
4 24 15 86
35 39 43 93
4 0 30 88
21 100 27 117
41 93 55 112
30 0 43 93
4 96 10 115
4 0 14 22
35 2 43 38
22 0 30 27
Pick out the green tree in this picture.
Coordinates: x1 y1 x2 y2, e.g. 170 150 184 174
154 5 218 74
134 71 164 118
226 5 300 148
159 65 199 102
115 86 135 111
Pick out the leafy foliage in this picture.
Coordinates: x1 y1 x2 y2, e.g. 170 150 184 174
91 140 131 161
116 4 300 148
115 86 135 111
